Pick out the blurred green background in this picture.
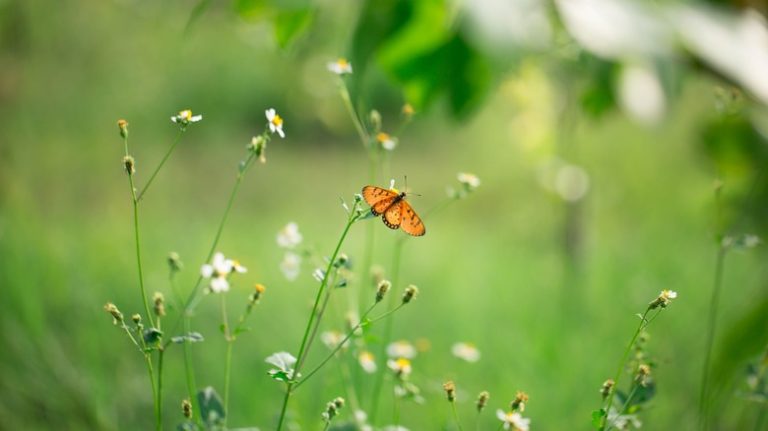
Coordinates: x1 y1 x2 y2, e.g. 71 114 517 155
1 0 767 430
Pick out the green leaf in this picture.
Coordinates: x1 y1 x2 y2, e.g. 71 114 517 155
197 386 225 426
234 0 270 19
274 8 314 49
234 326 251 335
591 409 606 429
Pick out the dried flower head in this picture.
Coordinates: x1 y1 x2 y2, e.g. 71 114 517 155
321 396 345 423
443 381 456 402
182 399 192 418
123 155 135 175
376 279 392 303
167 252 183 273
600 379 615 399
636 364 652 386
511 391 529 412
131 313 142 325
476 391 490 412
104 302 123 325
153 292 166 317
402 285 418 304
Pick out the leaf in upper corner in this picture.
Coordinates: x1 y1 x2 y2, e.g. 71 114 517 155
274 8 314 48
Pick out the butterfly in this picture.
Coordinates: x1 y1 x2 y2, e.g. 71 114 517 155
362 185 426 236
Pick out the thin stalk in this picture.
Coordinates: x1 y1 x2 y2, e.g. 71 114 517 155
450 401 465 431
143 353 160 431
599 309 652 431
276 212 359 431
755 408 767 431
605 384 639 431
156 348 165 431
182 313 200 423
137 128 185 201
338 79 369 148
221 294 233 425
299 269 339 370
699 245 728 430
295 302 378 389
123 134 155 329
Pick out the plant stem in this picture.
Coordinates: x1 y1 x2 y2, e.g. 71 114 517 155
605 383 640 431
137 128 185 201
156 348 165 431
451 401 465 431
599 309 652 431
123 134 156 330
182 313 200 423
143 353 160 431
221 294 233 426
699 244 728 430
295 302 378 389
276 212 359 431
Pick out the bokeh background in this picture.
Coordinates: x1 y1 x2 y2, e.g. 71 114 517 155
1 0 768 429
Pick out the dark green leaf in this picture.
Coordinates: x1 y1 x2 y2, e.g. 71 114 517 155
197 386 225 426
143 327 163 344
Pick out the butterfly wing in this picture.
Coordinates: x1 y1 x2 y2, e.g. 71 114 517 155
400 201 426 236
362 186 398 216
382 201 402 230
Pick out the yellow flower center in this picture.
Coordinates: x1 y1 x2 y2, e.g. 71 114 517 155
395 358 410 368
180 110 192 120
272 114 283 127
376 132 390 143
337 58 349 68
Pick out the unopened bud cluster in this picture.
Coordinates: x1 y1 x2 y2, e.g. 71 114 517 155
510 391 529 412
600 379 614 399
181 399 192 418
153 292 166 317
649 289 678 310
250 283 266 304
123 155 135 175
104 303 124 325
117 119 129 138
168 252 183 273
635 364 652 387
321 397 345 423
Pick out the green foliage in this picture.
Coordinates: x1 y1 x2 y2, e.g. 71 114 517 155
198 387 226 428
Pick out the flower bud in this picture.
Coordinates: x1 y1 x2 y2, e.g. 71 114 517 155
168 252 183 273
131 313 142 325
182 399 192 418
104 302 124 325
511 391 529 412
443 381 456 402
600 379 614 399
476 390 490 412
123 155 135 175
369 110 382 133
153 292 166 318
117 119 129 138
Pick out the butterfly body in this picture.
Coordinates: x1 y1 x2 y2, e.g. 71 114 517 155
362 186 426 236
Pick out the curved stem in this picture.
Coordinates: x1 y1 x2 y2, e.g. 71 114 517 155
451 401 465 431
156 349 165 431
276 212 359 431
143 353 159 431
137 128 185 201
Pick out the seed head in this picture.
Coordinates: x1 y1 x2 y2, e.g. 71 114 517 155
636 364 652 386
402 285 419 304
600 379 614 399
510 391 529 412
649 289 678 310
443 381 456 402
376 279 391 303
182 399 192 418
131 313 142 325
168 252 183 273
104 302 123 325
153 292 166 317
476 391 490 412
123 155 135 175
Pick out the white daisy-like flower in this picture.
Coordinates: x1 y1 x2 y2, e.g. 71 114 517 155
265 108 285 138
327 58 353 75
321 331 344 350
496 410 531 431
457 172 481 190
277 222 302 249
387 358 412 376
171 109 203 125
376 132 397 151
661 289 677 300
358 351 377 373
280 252 300 281
451 342 481 362
200 252 245 293
387 340 417 359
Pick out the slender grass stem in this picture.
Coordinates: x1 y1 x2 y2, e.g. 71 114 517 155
338 79 369 148
157 348 165 431
182 313 200 423
220 294 233 426
143 353 160 431
299 270 339 371
137 128 185 201
276 211 359 431
599 309 655 431
295 302 378 389
699 244 728 430
451 401 465 431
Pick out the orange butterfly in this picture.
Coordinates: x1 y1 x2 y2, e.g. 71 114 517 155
362 185 426 236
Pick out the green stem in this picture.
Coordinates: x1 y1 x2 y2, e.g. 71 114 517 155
276 211 359 431
338 79 369 148
295 302 378 389
157 349 164 431
182 313 200 423
137 128 185 201
699 244 728 430
599 309 652 431
143 353 160 431
606 384 639 431
123 134 156 330
755 407 767 431
298 269 339 371
451 401 465 431
221 294 232 425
